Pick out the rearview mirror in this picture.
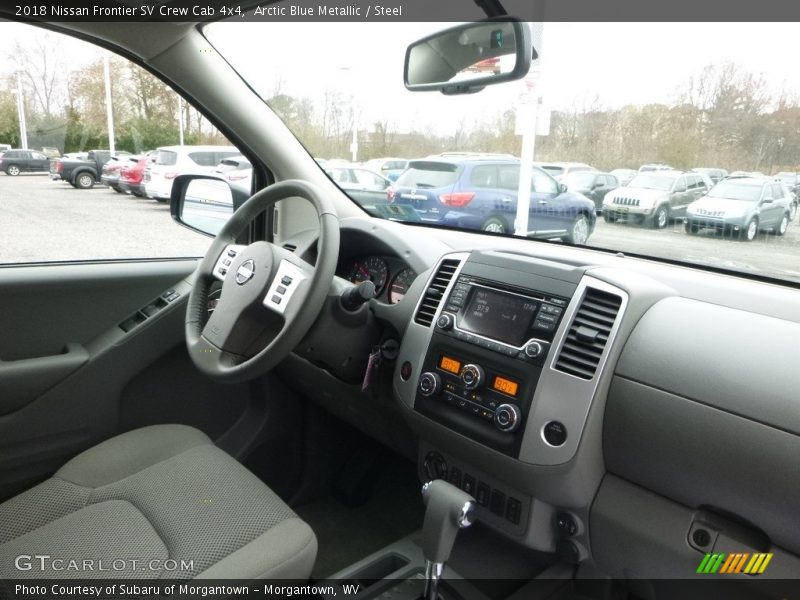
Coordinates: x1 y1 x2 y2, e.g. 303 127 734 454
405 19 533 95
171 175 244 237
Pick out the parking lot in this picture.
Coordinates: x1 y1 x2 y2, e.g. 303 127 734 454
2 173 800 284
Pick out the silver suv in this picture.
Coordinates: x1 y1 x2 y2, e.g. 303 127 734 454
602 170 710 228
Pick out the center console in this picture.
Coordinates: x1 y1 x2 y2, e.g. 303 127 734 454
415 274 569 458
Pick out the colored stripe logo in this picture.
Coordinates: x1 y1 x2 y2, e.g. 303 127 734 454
697 552 773 575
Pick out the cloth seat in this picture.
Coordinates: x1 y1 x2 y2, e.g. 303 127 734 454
0 424 316 579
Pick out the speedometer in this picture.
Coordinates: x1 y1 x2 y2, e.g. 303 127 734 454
388 268 417 304
349 257 389 295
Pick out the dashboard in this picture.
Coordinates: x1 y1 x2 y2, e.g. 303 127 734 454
280 216 800 580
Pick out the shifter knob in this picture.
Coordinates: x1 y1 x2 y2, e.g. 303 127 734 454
420 479 477 565
420 480 476 600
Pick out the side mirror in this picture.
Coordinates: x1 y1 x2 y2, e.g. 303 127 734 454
404 19 533 95
170 175 247 237
558 183 568 194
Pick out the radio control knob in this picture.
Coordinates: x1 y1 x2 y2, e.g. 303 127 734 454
436 313 454 331
461 364 484 390
418 372 441 397
494 403 521 432
524 340 544 358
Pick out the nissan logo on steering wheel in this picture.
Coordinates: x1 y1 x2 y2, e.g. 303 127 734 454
235 260 255 285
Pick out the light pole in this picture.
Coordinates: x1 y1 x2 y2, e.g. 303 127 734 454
103 53 116 154
177 95 185 146
13 73 28 150
339 67 358 162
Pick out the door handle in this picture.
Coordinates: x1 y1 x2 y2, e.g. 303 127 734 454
0 343 89 416
538 200 548 205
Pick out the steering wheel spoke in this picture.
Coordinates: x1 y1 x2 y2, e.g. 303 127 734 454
262 258 310 316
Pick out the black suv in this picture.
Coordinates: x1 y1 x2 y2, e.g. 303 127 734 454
0 149 50 176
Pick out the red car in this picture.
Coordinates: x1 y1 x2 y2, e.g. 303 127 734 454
117 155 152 197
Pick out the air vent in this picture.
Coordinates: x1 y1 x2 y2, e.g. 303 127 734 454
554 288 622 380
282 243 297 252
414 258 461 327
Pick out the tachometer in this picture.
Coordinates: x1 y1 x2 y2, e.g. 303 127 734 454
349 257 389 295
388 268 417 304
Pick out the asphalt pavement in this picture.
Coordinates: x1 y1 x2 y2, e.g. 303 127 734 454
2 173 800 285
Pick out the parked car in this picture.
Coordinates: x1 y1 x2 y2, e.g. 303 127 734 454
0 143 12 153
562 171 619 214
603 170 711 228
328 166 392 212
40 147 61 159
100 155 130 192
610 168 637 186
773 172 799 219
638 163 673 172
118 155 153 197
534 161 595 180
691 167 728 184
727 170 765 179
51 150 129 189
391 158 596 244
0 149 50 175
214 155 253 195
362 158 409 182
685 177 792 240
143 145 240 202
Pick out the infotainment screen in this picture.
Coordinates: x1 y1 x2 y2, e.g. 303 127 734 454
459 287 538 347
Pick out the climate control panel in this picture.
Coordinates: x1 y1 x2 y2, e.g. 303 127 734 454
415 343 539 457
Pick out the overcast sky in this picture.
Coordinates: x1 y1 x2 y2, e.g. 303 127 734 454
2 21 799 135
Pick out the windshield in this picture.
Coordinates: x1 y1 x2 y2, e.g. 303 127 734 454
707 181 763 202
206 18 800 284
563 173 596 189
627 174 675 191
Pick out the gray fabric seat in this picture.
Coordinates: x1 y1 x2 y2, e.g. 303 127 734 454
0 424 317 579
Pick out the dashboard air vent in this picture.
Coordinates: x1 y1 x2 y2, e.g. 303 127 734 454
414 258 461 327
282 243 297 252
554 287 622 380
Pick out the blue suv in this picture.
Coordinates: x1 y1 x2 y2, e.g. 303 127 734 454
389 158 596 244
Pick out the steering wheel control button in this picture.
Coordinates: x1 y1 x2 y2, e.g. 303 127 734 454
219 267 228 276
213 244 247 281
436 313 454 330
227 249 237 257
418 372 441 397
460 364 484 390
263 260 307 315
400 361 413 381
524 340 544 358
494 404 521 432
543 421 567 446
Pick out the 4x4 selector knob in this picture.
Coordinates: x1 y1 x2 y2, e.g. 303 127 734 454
418 372 441 397
494 403 521 432
460 364 484 390
436 313 454 331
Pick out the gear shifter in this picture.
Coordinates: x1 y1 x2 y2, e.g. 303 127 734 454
420 479 477 600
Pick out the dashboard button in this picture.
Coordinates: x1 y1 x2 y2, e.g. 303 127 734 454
489 489 506 516
448 467 462 488
506 498 522 524
524 340 544 358
462 474 475 494
543 421 567 446
400 361 412 381
461 364 484 390
476 483 490 507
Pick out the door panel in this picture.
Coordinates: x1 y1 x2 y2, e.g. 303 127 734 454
0 260 250 500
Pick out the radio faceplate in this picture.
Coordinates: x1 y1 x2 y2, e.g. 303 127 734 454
414 277 566 458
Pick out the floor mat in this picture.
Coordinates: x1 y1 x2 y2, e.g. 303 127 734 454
295 451 424 579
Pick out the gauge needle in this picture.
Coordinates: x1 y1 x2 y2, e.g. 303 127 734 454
358 265 369 277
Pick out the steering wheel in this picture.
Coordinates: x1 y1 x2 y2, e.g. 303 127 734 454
186 179 339 382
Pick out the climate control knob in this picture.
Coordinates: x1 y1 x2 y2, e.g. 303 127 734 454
460 364 484 390
418 372 442 397
494 403 521 432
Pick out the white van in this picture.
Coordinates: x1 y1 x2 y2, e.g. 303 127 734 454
143 145 239 202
